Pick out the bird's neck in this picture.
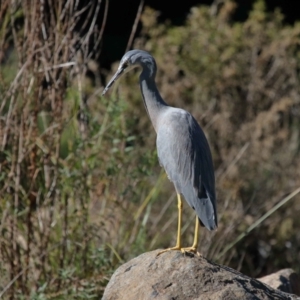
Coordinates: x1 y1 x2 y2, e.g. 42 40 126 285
139 74 168 132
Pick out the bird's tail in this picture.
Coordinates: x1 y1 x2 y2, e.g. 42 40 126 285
181 184 217 231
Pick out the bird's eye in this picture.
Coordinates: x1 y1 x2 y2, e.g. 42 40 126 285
123 61 128 69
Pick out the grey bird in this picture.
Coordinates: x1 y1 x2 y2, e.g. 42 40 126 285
102 49 217 254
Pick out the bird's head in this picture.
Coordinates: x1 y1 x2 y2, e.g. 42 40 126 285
102 50 156 95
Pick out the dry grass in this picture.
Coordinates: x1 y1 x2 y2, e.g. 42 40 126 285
0 0 111 298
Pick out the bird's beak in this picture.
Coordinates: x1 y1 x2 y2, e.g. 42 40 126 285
102 67 125 96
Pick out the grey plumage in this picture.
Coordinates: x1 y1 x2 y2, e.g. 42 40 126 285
156 108 217 230
102 49 217 232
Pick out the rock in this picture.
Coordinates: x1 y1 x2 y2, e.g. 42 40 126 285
103 250 298 300
258 269 300 296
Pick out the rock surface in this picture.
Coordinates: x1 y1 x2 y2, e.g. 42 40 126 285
258 269 300 296
103 250 298 300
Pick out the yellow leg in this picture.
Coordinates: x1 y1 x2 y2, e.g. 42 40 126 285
157 193 183 255
157 195 200 256
180 216 200 255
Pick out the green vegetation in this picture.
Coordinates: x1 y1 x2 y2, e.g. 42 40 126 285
0 0 300 298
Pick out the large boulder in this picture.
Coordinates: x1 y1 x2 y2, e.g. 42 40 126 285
103 250 298 300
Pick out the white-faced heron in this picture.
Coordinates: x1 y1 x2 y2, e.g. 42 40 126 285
102 49 217 254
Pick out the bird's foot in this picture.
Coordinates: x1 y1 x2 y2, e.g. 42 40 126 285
180 246 201 256
156 246 182 256
157 246 201 256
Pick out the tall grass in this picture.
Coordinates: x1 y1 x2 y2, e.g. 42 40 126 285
0 0 118 298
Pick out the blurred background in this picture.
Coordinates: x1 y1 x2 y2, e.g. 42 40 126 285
0 0 300 298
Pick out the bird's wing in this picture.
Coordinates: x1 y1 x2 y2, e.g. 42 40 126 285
156 109 217 230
